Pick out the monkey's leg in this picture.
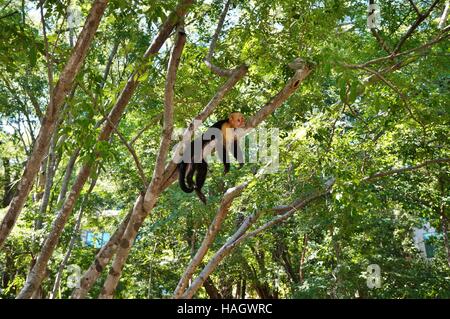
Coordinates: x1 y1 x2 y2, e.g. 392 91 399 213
186 163 195 189
194 161 208 204
178 162 194 193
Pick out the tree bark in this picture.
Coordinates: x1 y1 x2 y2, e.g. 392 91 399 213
56 148 80 205
173 182 248 298
70 208 132 299
203 277 222 299
49 176 97 299
36 135 58 230
2 157 14 208
0 0 109 249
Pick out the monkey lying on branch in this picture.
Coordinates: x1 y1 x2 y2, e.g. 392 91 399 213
178 112 245 204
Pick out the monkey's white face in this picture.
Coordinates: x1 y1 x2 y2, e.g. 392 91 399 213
229 113 245 128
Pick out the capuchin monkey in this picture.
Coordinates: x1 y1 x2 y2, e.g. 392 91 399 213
178 112 245 204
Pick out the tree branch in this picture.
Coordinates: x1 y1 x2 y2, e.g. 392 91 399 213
363 158 450 182
392 0 441 54
204 0 236 77
103 115 148 188
370 29 392 54
439 0 450 29
407 0 421 17
343 25 449 70
173 181 248 298
40 3 54 103
245 66 311 130
181 185 331 298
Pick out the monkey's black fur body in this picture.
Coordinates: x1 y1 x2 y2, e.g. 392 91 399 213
178 119 243 204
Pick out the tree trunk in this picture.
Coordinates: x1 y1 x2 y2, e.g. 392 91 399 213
2 157 14 208
98 14 191 298
49 176 97 299
299 234 308 284
36 135 58 230
17 164 92 299
0 0 109 249
70 208 133 299
56 148 80 205
241 278 246 299
203 277 222 299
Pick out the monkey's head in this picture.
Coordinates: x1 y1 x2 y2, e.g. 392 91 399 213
229 112 245 128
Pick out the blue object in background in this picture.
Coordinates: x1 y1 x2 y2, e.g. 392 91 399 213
81 230 111 248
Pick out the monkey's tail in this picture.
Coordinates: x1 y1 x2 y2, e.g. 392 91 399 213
178 162 194 193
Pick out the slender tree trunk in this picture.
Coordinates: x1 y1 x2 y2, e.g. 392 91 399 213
0 0 110 249
56 148 80 205
203 277 222 299
235 276 241 299
241 278 246 299
299 234 308 284
2 158 14 207
17 164 93 299
49 176 96 299
36 135 58 230
70 208 133 298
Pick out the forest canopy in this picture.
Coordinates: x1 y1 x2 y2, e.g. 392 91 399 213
0 0 449 299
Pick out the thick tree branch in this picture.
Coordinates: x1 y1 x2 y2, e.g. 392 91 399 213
392 0 441 54
363 158 450 182
204 0 236 77
173 181 248 298
439 0 450 29
181 185 332 298
245 66 311 130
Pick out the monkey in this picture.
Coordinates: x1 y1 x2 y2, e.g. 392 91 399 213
178 112 245 204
